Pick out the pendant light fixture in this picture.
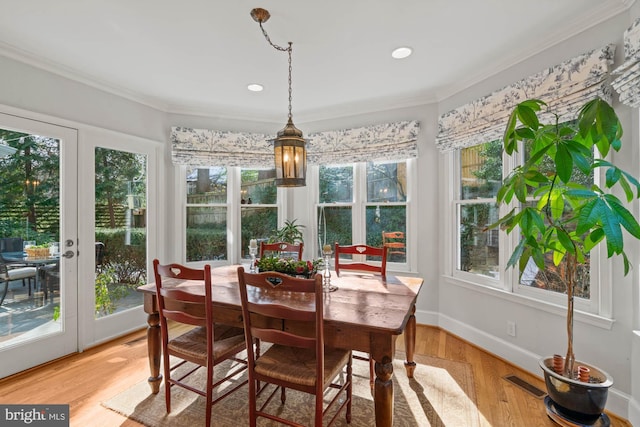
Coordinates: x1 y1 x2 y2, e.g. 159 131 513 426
251 7 307 187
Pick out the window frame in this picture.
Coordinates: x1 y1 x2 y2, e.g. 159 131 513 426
309 158 417 273
446 141 612 318
179 166 285 268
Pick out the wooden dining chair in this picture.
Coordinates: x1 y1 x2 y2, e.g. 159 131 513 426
153 260 248 427
334 242 388 390
334 242 388 278
237 267 352 427
259 241 304 260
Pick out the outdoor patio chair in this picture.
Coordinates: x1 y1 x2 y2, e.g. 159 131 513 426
382 231 406 258
0 237 23 253
95 242 105 272
41 262 60 302
0 255 36 307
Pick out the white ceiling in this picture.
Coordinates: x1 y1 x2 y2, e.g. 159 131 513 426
0 1 633 123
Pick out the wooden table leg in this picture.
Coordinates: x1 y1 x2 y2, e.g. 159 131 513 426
404 303 417 378
143 293 162 394
373 356 394 427
146 312 162 393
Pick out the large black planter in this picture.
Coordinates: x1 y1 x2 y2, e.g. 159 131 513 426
540 357 613 425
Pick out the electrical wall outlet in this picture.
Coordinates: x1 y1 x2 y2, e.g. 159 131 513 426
507 320 516 337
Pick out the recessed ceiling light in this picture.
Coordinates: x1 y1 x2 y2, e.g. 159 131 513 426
391 47 412 59
247 83 264 92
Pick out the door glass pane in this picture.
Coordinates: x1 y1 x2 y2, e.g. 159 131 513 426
186 167 227 262
0 129 62 346
94 148 146 319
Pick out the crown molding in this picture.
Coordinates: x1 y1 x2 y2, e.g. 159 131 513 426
0 0 635 122
0 41 170 113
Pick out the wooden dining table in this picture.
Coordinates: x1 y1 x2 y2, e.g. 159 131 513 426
137 264 423 427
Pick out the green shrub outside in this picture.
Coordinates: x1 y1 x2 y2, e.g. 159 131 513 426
95 228 146 284
186 227 227 261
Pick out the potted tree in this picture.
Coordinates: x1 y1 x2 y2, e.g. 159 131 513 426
490 97 640 423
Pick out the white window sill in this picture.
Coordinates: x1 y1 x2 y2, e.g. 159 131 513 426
442 274 615 330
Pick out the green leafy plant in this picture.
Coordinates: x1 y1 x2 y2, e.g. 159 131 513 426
269 219 305 244
95 266 130 315
256 256 322 278
489 97 640 378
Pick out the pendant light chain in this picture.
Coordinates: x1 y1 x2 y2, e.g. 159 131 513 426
287 44 292 120
258 21 294 121
252 7 306 187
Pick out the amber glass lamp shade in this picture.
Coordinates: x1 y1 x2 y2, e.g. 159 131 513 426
273 118 307 187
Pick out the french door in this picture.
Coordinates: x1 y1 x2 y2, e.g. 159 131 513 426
78 130 155 347
0 110 157 377
0 112 78 377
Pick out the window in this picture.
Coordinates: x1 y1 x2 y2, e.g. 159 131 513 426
366 162 407 263
317 160 411 267
451 136 601 310
185 167 279 264
318 164 354 258
185 167 228 262
240 168 278 259
516 135 593 299
455 142 502 280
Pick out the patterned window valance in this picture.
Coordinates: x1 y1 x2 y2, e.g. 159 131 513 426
612 18 640 108
171 127 272 167
171 120 419 167
307 120 419 165
435 45 615 152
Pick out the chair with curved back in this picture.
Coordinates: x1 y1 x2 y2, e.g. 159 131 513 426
334 242 388 391
237 267 352 427
153 260 248 427
334 242 387 278
259 241 304 260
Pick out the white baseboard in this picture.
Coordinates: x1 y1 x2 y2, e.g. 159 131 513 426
629 397 640 426
413 309 630 420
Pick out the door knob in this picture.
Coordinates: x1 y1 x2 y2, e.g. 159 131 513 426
61 250 75 259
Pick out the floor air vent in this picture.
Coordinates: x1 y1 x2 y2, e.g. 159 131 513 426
503 374 546 398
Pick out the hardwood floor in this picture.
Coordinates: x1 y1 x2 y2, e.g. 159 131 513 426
0 324 631 426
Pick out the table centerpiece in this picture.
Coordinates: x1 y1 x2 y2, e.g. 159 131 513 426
255 256 323 279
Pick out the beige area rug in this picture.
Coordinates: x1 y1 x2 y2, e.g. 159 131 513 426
103 353 479 426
